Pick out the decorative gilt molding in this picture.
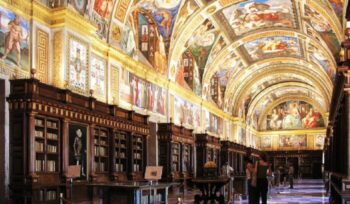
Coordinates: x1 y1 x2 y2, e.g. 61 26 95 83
110 65 119 105
52 30 63 88
36 28 49 83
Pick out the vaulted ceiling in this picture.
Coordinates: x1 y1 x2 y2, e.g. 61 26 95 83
73 0 345 130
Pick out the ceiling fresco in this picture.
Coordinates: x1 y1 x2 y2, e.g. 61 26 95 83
243 36 301 61
67 0 345 131
222 0 297 35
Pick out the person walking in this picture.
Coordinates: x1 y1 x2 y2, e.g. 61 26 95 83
288 161 294 189
245 157 256 204
255 153 272 204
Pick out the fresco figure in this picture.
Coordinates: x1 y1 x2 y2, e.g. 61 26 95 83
1 15 24 66
71 48 83 81
94 0 114 19
282 103 302 129
224 0 294 35
302 108 322 128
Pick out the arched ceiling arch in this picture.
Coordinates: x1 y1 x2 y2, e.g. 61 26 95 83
224 62 332 114
79 0 346 132
228 74 326 116
247 82 326 118
202 30 337 85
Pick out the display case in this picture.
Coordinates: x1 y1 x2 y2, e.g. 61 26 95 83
157 123 194 182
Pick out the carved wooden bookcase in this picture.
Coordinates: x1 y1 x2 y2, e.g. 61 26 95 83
8 79 149 203
195 133 221 177
220 141 247 175
157 123 194 182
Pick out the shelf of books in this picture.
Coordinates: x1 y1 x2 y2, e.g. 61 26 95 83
132 135 144 173
171 143 180 172
93 127 109 173
34 117 60 173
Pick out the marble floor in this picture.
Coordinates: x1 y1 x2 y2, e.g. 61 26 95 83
169 179 329 204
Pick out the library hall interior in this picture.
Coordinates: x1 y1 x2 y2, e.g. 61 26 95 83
0 0 349 203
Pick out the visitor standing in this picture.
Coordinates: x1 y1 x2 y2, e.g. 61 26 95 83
256 153 272 204
245 158 256 204
288 161 294 189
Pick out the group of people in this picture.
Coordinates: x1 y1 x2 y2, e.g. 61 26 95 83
245 153 295 204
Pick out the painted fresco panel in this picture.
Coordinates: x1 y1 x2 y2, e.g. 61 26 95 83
266 101 324 130
222 0 296 35
172 0 199 39
304 5 340 55
307 43 335 80
315 134 325 148
69 0 89 16
92 0 115 39
261 136 272 149
205 110 223 135
279 135 307 148
67 37 89 93
173 96 201 128
90 55 106 98
0 6 30 69
244 36 300 61
119 69 166 115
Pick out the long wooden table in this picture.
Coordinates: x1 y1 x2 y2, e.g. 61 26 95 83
88 182 172 204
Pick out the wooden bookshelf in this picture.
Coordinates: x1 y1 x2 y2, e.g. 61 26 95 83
171 143 180 172
221 141 247 174
129 134 146 180
34 117 60 173
112 131 128 181
93 127 109 174
8 79 150 203
195 133 221 177
158 123 194 182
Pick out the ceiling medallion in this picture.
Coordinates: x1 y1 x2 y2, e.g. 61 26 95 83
207 6 216 14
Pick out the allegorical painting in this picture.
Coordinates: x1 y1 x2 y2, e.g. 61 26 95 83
68 37 89 93
172 0 199 39
210 68 235 109
328 0 343 24
176 19 218 96
261 136 272 149
315 134 325 148
205 111 223 135
119 69 166 115
206 36 227 65
266 101 324 130
130 0 181 74
186 19 218 70
279 135 307 148
307 43 335 80
134 0 181 40
222 0 296 35
244 36 300 61
304 5 340 56
69 123 87 180
68 0 89 16
0 6 30 69
90 55 106 98
174 96 201 129
92 0 115 39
